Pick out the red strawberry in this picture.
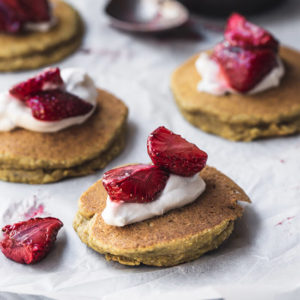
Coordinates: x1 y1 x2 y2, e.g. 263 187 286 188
0 217 63 264
212 43 277 93
147 126 208 177
18 0 50 23
0 0 25 33
26 90 93 121
0 0 50 34
9 68 64 101
102 164 170 203
225 13 278 51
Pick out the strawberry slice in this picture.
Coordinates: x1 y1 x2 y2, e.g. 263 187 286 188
102 164 170 203
19 0 50 23
9 68 64 101
212 43 277 93
0 0 50 34
9 68 93 122
0 0 26 33
225 13 278 51
0 217 63 264
147 126 208 177
26 90 93 121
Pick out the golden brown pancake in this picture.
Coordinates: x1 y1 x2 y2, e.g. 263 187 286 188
0 89 128 184
171 46 300 141
0 0 84 72
73 166 250 267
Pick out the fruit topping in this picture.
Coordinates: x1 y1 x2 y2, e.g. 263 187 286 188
0 0 51 34
9 68 93 122
225 13 278 51
20 0 50 22
208 13 280 93
26 90 93 121
9 68 64 101
102 164 170 203
147 126 208 177
0 217 63 264
212 43 277 93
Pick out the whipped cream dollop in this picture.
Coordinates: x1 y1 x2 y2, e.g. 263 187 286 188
0 68 98 132
24 17 56 32
195 52 285 95
102 173 206 227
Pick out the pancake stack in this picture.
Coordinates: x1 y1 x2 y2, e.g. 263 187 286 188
0 0 84 71
74 166 250 267
171 47 300 141
0 90 128 184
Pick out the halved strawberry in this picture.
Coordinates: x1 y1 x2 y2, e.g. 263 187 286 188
225 13 278 51
0 0 50 33
9 68 64 101
147 127 208 177
102 164 170 203
0 0 25 33
19 0 50 23
0 217 63 264
26 90 93 121
212 43 277 93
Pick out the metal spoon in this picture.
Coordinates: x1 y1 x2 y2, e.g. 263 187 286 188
105 0 189 33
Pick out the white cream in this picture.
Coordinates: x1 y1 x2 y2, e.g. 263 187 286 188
195 52 285 95
24 17 57 32
0 68 98 132
102 173 206 227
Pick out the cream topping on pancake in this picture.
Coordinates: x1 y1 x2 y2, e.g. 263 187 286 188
102 173 206 227
24 17 56 32
195 52 285 95
0 68 97 132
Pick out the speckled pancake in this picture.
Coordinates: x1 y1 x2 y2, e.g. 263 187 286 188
0 89 128 184
171 46 300 141
73 166 250 267
0 0 84 71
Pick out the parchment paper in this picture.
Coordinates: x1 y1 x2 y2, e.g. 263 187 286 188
0 1 299 299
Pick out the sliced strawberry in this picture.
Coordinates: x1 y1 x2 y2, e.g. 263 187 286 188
102 164 170 203
18 0 50 23
225 13 278 51
9 68 64 101
0 0 50 34
0 0 24 33
147 127 208 177
9 68 93 122
26 90 93 121
0 217 63 264
212 43 277 93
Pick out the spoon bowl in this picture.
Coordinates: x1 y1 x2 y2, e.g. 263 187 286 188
105 0 189 33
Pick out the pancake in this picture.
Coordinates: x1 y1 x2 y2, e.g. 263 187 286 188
0 89 128 184
0 0 84 72
73 166 250 267
171 46 300 141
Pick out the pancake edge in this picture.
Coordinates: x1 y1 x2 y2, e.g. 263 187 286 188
0 125 126 184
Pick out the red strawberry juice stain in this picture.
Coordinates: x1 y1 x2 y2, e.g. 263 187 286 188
1 195 48 226
280 159 285 163
276 216 295 226
24 203 44 219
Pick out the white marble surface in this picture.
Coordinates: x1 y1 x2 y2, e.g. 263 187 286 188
0 0 300 299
